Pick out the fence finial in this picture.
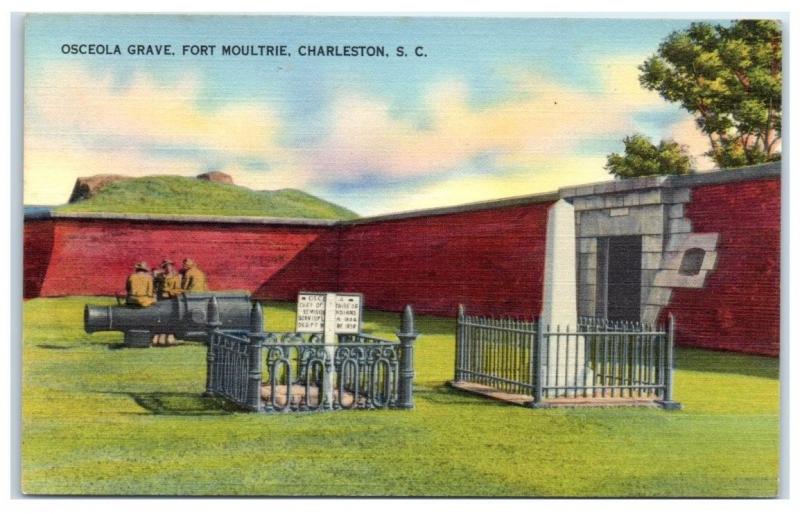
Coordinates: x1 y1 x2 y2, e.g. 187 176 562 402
401 304 416 336
206 296 221 328
250 301 264 333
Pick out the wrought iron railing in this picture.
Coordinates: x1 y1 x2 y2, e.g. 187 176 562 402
454 308 537 396
454 305 679 408
204 297 418 413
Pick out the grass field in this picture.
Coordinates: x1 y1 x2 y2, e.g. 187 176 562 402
56 176 358 219
21 297 780 497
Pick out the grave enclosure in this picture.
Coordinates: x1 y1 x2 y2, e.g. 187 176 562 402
204 293 418 413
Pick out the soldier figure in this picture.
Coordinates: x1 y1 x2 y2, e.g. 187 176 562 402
152 266 165 299
181 258 207 292
125 262 156 308
153 259 182 346
159 259 182 298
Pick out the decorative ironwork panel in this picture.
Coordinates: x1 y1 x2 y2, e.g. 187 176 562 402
205 299 418 413
260 334 402 412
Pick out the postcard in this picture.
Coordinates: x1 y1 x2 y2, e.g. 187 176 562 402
21 14 782 497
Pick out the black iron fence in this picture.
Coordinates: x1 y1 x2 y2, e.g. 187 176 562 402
454 305 678 408
204 297 418 413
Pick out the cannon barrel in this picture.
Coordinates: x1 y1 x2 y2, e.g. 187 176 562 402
84 292 254 347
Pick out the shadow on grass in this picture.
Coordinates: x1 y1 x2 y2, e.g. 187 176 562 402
36 343 83 350
675 347 779 380
414 383 514 408
105 340 205 351
130 392 240 416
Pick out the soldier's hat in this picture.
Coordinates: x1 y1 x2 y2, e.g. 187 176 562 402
183 258 196 267
134 261 150 272
160 259 173 266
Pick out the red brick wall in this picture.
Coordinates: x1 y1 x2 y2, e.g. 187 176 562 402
662 178 781 356
24 218 339 299
337 203 553 317
23 177 780 356
23 219 56 298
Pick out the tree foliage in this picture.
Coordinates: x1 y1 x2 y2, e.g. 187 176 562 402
639 20 782 168
605 134 693 179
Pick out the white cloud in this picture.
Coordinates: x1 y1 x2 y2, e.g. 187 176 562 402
24 64 307 204
24 58 703 210
666 117 716 171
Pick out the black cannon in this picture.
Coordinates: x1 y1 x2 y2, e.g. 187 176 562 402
84 291 254 347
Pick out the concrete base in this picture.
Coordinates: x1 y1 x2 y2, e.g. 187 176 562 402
449 381 676 410
124 330 152 348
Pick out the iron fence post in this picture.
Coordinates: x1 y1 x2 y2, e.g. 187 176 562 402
397 304 418 409
456 304 465 382
246 302 265 412
530 318 544 407
659 313 682 410
204 296 222 397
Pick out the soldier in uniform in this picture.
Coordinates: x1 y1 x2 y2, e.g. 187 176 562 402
125 262 156 308
181 258 207 292
153 259 182 346
159 259 182 298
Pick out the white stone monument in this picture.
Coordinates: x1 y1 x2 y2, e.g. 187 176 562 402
540 199 588 396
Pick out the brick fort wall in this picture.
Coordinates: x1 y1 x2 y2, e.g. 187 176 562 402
661 177 781 356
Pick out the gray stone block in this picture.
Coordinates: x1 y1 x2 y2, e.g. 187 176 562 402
668 203 684 219
605 195 624 208
642 305 663 325
637 189 663 205
641 251 663 270
579 267 597 285
578 300 595 318
660 251 683 270
666 188 691 204
573 197 588 210
613 180 634 192
640 209 667 234
646 286 673 306
578 238 597 253
578 252 597 270
623 192 640 207
560 187 577 198
641 269 659 288
701 252 718 270
653 269 708 288
578 283 596 305
669 218 692 234
642 235 664 252
593 182 616 194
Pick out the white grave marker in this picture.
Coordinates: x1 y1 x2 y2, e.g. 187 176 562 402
296 292 363 335
295 292 364 408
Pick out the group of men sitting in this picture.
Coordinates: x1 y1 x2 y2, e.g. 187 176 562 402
125 258 207 308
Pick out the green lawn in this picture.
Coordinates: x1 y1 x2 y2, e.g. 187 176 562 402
21 297 780 497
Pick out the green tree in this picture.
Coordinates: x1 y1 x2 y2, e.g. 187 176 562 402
605 134 693 179
639 20 782 168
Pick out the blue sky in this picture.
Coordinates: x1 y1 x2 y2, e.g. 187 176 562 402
24 15 725 214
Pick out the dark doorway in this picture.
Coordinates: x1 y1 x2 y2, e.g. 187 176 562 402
596 235 642 322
